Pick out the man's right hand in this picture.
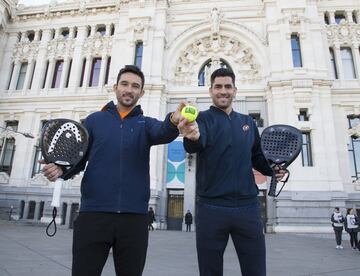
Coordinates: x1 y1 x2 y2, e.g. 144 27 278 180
178 117 200 141
38 160 63 182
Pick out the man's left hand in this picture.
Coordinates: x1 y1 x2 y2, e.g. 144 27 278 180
274 166 287 181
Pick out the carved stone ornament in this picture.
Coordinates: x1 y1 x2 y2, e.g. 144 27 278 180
173 35 261 85
289 13 301 26
0 172 9 184
29 173 49 186
47 37 75 59
326 23 360 45
83 33 112 56
128 17 151 44
12 41 40 61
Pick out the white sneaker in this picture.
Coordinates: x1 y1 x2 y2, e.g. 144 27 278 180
336 245 340 249
339 245 343 249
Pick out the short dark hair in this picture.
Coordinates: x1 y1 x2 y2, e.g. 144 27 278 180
116 65 145 89
210 67 236 87
335 207 340 211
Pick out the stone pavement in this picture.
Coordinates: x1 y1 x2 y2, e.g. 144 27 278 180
0 220 359 276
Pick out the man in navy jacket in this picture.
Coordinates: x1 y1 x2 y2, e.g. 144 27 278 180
41 65 184 276
178 68 285 276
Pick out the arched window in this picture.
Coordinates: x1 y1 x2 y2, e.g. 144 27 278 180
198 59 231 86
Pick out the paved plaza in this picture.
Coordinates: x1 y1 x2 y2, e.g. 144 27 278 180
0 220 359 276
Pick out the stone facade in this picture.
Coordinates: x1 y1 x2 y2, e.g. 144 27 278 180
0 0 360 232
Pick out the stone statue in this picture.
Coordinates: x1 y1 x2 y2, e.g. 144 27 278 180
210 7 221 36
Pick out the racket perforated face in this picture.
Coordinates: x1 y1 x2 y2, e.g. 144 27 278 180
261 124 302 167
40 119 89 166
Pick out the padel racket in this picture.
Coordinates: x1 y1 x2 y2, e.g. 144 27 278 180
261 124 302 197
40 119 89 236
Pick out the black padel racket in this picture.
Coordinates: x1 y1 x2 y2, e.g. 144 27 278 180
261 125 302 197
40 119 89 236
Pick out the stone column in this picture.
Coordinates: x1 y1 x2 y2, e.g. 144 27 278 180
105 24 112 36
333 43 344 79
65 202 72 227
31 29 53 92
82 55 92 89
98 54 108 88
351 43 360 78
68 26 87 90
346 10 353 23
34 201 41 220
23 201 30 220
329 11 335 24
44 59 55 90
22 59 35 92
59 57 70 90
0 33 19 90
8 60 21 91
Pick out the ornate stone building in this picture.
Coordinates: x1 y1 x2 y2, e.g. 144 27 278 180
0 0 360 232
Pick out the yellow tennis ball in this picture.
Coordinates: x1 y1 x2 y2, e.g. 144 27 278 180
181 105 198 122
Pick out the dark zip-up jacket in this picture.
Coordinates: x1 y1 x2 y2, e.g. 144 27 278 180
63 101 179 214
184 106 273 207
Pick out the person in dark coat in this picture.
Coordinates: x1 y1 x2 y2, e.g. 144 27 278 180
178 68 286 276
184 210 193 232
148 207 156 231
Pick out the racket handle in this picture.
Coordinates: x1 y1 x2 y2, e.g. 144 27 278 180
51 179 63 207
268 175 277 197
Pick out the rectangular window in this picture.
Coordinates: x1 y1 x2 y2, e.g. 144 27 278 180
353 11 358 24
335 12 346 24
249 113 264 127
31 120 47 177
16 62 28 90
89 58 101 87
324 13 330 25
51 60 64 88
329 48 338 79
301 132 313 167
341 47 356 79
134 41 143 69
105 57 111 85
298 109 309 121
348 116 360 179
0 121 19 175
291 34 303 68
29 62 36 89
7 63 14 90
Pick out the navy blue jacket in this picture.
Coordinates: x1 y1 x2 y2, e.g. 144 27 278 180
64 101 179 214
184 106 273 207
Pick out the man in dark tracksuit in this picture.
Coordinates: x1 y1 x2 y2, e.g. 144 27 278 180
41 65 184 276
178 68 285 276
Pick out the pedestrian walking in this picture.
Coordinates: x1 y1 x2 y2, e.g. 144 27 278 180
184 210 193 232
331 207 344 249
178 67 286 276
344 208 359 250
148 207 156 231
41 65 184 276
